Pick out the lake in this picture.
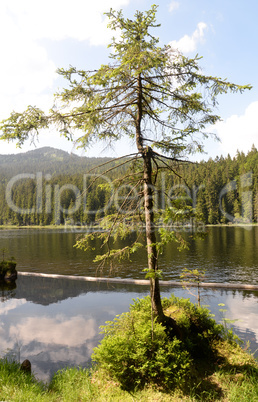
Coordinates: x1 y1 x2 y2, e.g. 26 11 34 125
0 225 257 282
0 226 257 382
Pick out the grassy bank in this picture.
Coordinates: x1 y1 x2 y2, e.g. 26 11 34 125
1 295 258 401
0 224 99 230
0 224 67 230
0 223 258 230
1 343 258 401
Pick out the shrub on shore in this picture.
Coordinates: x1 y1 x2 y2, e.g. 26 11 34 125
92 295 227 393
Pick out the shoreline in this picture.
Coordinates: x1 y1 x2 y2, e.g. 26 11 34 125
0 222 257 230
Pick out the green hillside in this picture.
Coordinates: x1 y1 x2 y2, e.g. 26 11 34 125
0 146 257 226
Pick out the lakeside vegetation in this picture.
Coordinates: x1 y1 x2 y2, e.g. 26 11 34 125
1 295 258 401
0 145 257 227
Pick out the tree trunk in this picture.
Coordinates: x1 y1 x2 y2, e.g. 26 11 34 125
143 148 164 321
135 74 180 337
135 73 164 322
142 150 181 338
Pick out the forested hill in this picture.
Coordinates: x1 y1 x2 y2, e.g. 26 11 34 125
0 146 257 226
0 147 113 178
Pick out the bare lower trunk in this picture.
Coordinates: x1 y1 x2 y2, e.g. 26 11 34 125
143 150 181 338
143 149 164 321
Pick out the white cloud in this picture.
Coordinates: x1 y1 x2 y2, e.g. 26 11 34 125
0 299 27 315
226 295 258 342
0 0 130 154
215 101 258 156
9 315 97 346
2 0 129 44
169 22 207 53
0 6 57 120
169 1 180 13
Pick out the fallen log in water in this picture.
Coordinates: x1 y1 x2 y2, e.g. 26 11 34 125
18 271 258 290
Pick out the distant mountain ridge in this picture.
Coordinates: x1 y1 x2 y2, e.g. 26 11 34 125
19 146 80 159
0 147 113 177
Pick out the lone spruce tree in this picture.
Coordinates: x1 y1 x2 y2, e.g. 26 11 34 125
0 5 250 328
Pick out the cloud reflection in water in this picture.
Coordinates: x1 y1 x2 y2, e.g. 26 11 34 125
1 279 258 382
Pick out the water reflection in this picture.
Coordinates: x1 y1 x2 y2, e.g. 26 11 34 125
223 290 258 352
0 275 258 382
0 276 151 382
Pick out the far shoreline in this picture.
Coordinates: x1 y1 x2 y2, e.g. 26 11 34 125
0 222 257 230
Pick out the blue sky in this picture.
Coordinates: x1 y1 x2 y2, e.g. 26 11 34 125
0 0 257 160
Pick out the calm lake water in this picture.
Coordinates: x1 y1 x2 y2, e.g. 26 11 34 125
0 225 257 282
0 226 257 382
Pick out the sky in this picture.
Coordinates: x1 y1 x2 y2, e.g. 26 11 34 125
0 0 257 160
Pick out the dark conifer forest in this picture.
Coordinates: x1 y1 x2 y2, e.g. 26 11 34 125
0 145 257 226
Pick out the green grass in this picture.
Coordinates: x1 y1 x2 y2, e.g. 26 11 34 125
0 224 67 229
1 354 258 401
0 359 50 401
1 296 258 401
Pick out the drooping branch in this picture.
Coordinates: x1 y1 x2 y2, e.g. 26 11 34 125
79 154 140 200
